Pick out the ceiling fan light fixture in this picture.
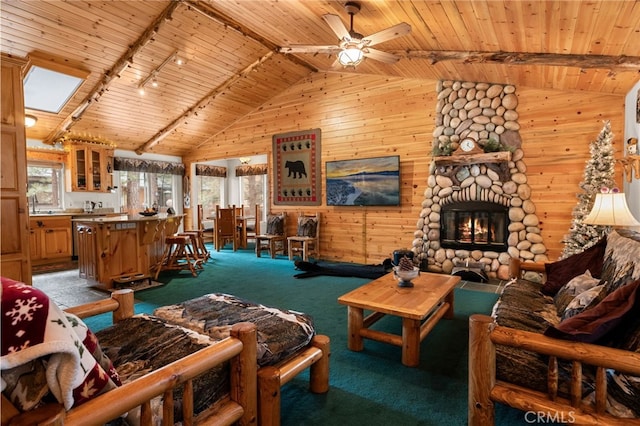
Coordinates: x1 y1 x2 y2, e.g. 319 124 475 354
338 44 364 67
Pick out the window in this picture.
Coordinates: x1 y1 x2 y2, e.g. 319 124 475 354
119 171 176 213
198 175 224 219
240 174 266 219
27 161 64 211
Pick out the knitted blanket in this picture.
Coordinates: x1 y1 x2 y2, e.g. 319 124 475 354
1 277 119 411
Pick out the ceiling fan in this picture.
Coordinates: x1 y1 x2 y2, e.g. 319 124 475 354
280 2 411 67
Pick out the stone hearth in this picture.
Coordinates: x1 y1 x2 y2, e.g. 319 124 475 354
412 80 549 280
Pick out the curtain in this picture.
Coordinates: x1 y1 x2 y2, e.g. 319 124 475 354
114 157 185 175
196 164 227 177
235 163 268 177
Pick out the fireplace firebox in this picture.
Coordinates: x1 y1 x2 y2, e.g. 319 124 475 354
440 201 508 251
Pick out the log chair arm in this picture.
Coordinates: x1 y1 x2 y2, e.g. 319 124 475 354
469 314 640 426
509 257 547 281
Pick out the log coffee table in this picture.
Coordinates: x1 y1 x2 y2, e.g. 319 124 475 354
338 271 460 367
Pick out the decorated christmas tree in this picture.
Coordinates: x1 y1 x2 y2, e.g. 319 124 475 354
560 120 616 258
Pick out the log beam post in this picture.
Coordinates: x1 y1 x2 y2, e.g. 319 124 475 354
468 314 496 426
257 366 281 426
310 335 330 394
230 322 258 426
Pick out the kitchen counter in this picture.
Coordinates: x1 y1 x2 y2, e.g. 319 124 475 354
72 213 172 223
30 209 122 218
74 214 184 289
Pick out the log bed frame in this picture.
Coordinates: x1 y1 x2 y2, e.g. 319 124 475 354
468 260 640 426
2 289 330 426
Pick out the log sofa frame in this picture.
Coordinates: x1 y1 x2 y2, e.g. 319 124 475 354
2 289 331 426
468 260 640 426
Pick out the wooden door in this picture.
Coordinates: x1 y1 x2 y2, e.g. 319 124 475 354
1 54 31 284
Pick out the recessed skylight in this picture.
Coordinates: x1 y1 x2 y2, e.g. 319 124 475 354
23 65 85 113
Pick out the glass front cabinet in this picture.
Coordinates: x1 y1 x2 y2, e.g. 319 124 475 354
66 143 113 192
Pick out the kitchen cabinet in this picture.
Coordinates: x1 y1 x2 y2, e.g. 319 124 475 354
76 223 97 280
1 54 31 283
29 216 72 265
66 144 113 192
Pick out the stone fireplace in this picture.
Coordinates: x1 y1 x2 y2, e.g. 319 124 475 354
412 80 549 280
440 201 508 251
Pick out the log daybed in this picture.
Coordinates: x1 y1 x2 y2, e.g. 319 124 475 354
1 282 330 426
469 229 640 426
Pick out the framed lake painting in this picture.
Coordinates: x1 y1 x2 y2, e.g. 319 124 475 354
326 155 400 206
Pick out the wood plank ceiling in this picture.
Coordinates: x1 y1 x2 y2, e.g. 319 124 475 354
2 0 639 158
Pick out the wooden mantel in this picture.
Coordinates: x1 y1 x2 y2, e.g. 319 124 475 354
433 151 512 167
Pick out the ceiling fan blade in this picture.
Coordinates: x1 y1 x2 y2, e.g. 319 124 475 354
280 45 341 54
322 14 351 41
363 22 411 46
362 48 401 64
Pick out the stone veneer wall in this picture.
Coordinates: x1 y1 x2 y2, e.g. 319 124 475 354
412 81 549 280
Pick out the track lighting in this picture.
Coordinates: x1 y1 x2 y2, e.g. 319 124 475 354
138 50 184 94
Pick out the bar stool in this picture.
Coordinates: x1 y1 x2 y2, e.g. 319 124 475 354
178 230 209 264
154 235 199 279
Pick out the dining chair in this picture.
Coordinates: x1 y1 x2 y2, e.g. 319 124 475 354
215 205 237 251
244 204 258 247
288 212 320 261
256 211 287 258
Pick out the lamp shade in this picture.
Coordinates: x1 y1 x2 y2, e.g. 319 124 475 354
338 45 364 67
583 192 640 227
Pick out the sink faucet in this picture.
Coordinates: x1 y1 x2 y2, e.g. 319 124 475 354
31 194 38 214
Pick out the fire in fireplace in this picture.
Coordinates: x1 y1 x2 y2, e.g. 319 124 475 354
440 201 508 251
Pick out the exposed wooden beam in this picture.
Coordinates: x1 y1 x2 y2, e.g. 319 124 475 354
184 0 317 73
134 0 321 154
45 0 182 145
393 50 640 71
135 51 276 154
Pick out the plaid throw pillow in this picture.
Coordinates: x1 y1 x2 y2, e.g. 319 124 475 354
266 214 284 235
297 216 317 237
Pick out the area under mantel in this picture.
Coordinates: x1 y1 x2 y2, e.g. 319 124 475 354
433 151 512 166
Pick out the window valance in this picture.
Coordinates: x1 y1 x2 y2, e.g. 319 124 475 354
196 164 227 177
114 157 185 175
236 163 268 177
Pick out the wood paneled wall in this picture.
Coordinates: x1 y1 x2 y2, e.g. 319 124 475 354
183 73 624 264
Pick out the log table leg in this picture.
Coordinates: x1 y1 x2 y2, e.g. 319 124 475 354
402 318 421 367
444 289 455 319
347 306 364 351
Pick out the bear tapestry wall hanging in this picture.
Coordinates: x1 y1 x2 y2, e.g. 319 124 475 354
273 128 321 205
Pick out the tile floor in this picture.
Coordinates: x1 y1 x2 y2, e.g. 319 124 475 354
32 269 108 310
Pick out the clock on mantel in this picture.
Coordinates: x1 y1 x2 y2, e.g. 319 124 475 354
453 137 484 155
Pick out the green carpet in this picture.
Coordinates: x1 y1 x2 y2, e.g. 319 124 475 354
85 245 525 425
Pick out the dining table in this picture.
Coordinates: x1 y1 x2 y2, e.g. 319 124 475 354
207 215 255 249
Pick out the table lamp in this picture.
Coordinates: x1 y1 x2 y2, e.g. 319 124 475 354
583 187 640 227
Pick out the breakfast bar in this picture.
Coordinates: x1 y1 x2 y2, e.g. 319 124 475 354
73 214 183 290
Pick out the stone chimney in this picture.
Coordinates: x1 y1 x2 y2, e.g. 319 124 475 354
412 80 549 280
